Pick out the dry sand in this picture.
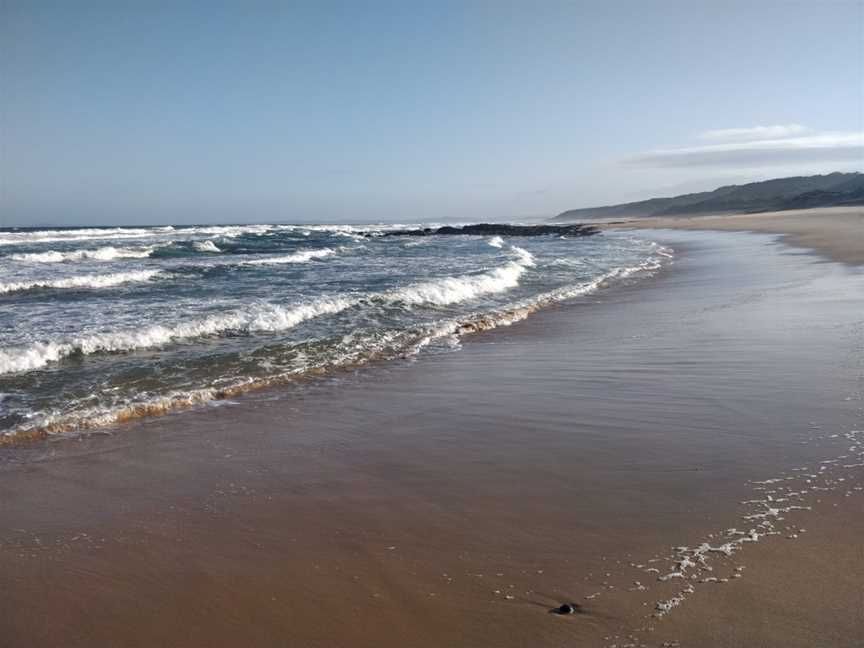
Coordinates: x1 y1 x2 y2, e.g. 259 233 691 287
609 206 864 265
1 229 862 647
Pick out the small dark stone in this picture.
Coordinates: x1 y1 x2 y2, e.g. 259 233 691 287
551 603 578 615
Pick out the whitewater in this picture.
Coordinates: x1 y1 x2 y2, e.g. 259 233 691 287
0 223 671 439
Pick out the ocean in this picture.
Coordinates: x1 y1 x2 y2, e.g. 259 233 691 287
0 223 670 440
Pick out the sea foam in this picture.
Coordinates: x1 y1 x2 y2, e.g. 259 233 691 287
0 254 535 374
0 269 162 295
242 248 336 265
10 246 156 263
0 296 354 375
193 240 222 253
385 246 535 307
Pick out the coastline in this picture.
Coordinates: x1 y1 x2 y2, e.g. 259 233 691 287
612 208 864 647
607 206 864 265
1 228 862 647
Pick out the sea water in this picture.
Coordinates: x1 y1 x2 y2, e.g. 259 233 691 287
0 223 670 438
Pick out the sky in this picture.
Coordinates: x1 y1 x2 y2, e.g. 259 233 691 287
1 1 862 226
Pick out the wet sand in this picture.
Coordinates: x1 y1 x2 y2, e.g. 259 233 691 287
1 230 862 647
609 206 864 264
647 484 864 648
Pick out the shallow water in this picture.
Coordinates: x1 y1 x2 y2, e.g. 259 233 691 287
0 223 668 437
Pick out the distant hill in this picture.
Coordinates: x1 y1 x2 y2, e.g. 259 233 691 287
553 172 864 221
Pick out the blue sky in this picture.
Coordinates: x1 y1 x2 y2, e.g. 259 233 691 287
1 1 862 225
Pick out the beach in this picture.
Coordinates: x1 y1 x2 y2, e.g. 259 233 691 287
1 222 862 647
609 206 864 265
4 1 861 645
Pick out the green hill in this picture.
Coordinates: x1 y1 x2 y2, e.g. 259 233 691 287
553 172 864 221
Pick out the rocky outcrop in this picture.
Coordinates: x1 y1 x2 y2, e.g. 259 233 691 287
378 223 599 237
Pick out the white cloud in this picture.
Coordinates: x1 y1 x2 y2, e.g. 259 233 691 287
696 124 809 141
623 130 864 168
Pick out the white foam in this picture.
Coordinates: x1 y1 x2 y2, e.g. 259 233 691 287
10 246 156 263
0 256 534 375
509 245 536 266
193 240 222 253
0 296 353 375
6 319 445 435
0 269 162 295
0 224 287 247
380 248 667 350
0 222 478 249
0 227 163 246
487 236 504 248
385 259 528 307
242 248 336 266
655 585 694 617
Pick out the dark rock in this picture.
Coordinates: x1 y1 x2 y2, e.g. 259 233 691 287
550 603 580 615
377 223 599 238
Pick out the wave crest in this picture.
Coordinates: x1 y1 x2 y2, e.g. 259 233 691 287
193 240 222 253
0 269 162 295
386 262 526 307
10 246 156 263
0 296 353 375
242 248 336 265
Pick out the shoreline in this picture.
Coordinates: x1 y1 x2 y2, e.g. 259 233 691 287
0 235 664 447
607 206 864 266
1 228 862 646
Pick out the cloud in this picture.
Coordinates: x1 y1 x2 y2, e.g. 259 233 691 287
623 130 864 169
696 124 809 141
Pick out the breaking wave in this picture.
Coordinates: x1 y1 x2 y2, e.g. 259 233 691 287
0 254 536 375
193 240 222 253
0 296 354 375
10 245 157 263
0 224 280 247
385 257 531 306
0 269 163 295
0 227 164 246
242 248 336 265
